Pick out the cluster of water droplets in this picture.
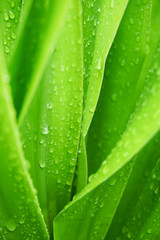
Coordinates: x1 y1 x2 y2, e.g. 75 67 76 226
2 0 22 55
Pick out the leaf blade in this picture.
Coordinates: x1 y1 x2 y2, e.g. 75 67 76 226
10 0 70 117
0 39 49 240
19 0 83 236
54 25 160 240
77 0 129 192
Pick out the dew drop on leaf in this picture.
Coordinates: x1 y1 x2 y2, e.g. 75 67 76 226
4 12 9 21
120 59 126 67
129 18 134 25
11 31 16 39
147 228 152 234
19 218 25 225
111 0 114 8
49 147 53 154
9 11 15 19
5 219 16 232
39 158 46 169
46 102 53 109
111 93 117 102
109 177 117 186
4 46 10 54
96 58 102 70
42 125 49 135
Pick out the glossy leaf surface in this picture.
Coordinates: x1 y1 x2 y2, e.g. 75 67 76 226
0 41 49 240
87 0 151 175
19 0 83 236
10 0 70 117
77 0 129 192
54 16 160 240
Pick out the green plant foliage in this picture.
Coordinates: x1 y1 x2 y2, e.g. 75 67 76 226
19 0 83 236
0 45 49 240
0 0 160 240
54 31 160 238
106 132 160 239
87 0 151 175
77 0 129 192
10 0 70 116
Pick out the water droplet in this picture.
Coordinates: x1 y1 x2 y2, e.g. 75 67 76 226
111 93 117 102
47 102 53 109
96 58 102 70
120 59 125 67
11 31 16 39
66 180 70 186
92 29 96 36
100 202 104 208
135 58 139 64
4 12 9 21
147 228 152 234
94 19 97 26
42 125 49 135
40 138 44 144
19 218 25 224
5 219 16 231
61 65 65 72
9 11 15 19
136 36 140 42
68 149 73 154
6 22 11 28
10 1 15 8
49 147 53 154
129 18 134 25
89 106 94 113
5 46 10 54
127 232 132 238
110 178 117 186
39 158 46 169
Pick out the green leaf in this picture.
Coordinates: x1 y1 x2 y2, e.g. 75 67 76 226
109 153 160 240
106 1 160 238
54 161 133 240
106 132 160 240
54 27 160 240
86 0 151 176
10 0 70 116
0 40 49 240
19 0 83 236
1 0 160 239
77 0 129 192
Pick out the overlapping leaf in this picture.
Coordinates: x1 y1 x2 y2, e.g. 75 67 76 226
54 43 160 239
77 0 129 192
54 3 160 239
108 152 160 240
87 0 151 175
106 1 160 238
1 0 160 239
10 0 70 116
19 0 83 237
106 132 160 240
0 40 49 240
